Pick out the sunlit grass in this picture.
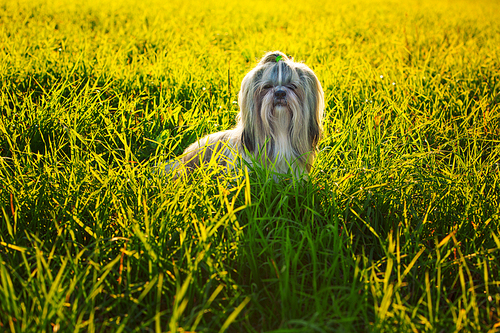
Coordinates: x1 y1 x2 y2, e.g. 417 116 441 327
1 0 499 331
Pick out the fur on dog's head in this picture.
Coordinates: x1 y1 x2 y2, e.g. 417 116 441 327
237 51 324 171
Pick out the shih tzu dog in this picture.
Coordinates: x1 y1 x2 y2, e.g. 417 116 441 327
170 51 324 179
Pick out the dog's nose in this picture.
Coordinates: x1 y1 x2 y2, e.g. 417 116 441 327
274 90 286 99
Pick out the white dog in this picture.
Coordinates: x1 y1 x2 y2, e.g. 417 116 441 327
170 51 324 179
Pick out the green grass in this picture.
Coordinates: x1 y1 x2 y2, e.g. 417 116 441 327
1 0 500 331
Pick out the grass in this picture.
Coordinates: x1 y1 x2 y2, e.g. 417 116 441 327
1 0 500 331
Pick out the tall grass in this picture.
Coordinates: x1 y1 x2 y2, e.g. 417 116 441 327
1 0 499 331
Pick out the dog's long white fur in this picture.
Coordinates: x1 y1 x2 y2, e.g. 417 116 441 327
171 51 324 179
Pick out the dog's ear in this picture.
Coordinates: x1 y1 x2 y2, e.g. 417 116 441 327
303 69 324 148
241 128 254 153
238 72 257 153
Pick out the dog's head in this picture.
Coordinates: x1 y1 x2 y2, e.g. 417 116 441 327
237 51 324 162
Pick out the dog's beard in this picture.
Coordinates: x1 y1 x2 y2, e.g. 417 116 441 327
257 89 297 164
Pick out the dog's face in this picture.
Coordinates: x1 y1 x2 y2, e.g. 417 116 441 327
237 51 324 162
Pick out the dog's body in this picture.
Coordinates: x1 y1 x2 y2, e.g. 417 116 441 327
174 51 324 179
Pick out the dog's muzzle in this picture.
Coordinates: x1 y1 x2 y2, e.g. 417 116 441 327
274 89 287 106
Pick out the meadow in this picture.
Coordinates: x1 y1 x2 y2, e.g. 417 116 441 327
1 0 500 331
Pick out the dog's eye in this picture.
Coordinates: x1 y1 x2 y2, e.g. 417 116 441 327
263 84 273 89
288 84 298 90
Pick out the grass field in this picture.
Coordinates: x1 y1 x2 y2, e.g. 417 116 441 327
1 0 500 331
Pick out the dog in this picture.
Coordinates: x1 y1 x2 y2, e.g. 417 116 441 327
170 51 324 180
